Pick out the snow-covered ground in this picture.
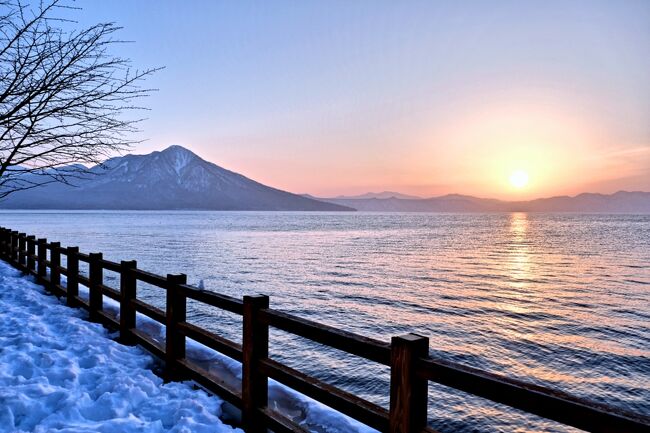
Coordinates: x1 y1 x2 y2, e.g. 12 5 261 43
0 259 377 433
0 261 239 433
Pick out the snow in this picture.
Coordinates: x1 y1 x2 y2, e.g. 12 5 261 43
79 289 379 433
0 261 239 433
0 260 378 433
163 145 194 177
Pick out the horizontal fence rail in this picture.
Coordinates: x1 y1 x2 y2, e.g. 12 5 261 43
0 227 648 433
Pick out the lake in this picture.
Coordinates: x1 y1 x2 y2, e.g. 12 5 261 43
1 211 648 432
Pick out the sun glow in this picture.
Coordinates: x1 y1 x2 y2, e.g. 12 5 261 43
423 96 610 198
509 170 529 189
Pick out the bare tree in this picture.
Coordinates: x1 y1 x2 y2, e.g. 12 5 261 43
0 0 159 198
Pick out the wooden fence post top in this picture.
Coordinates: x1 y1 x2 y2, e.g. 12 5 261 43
121 260 138 278
244 294 270 306
67 246 79 252
121 260 138 275
37 238 46 243
392 333 429 347
26 235 35 240
89 252 102 259
167 273 187 284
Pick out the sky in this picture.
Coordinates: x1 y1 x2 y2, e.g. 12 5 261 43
70 0 649 199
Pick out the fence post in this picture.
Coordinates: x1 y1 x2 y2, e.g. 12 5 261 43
66 247 79 306
389 334 429 433
5 229 11 259
26 235 36 273
119 260 138 345
165 273 187 381
10 231 18 263
88 252 103 321
50 242 61 293
0 228 7 259
0 228 8 259
4 229 10 258
242 294 270 433
37 239 47 282
18 233 26 269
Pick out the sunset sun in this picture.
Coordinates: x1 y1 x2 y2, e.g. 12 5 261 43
509 170 529 189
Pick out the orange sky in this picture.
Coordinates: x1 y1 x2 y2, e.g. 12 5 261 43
90 1 649 199
159 88 649 200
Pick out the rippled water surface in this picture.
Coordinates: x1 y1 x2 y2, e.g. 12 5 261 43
1 211 649 432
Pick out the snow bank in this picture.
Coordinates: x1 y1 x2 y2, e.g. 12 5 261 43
77 286 379 433
0 261 240 433
76 277 377 433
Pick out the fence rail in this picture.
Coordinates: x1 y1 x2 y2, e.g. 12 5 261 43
0 227 648 433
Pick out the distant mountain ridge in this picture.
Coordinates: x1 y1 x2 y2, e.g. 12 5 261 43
0 146 352 211
316 191 650 213
335 191 422 200
1 146 648 212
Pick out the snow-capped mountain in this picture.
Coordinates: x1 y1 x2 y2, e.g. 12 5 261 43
0 146 353 211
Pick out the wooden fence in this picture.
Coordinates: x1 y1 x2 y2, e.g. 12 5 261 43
0 227 648 433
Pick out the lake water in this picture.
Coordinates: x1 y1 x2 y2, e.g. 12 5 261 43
1 211 648 432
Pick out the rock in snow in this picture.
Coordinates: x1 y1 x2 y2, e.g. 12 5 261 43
0 261 239 433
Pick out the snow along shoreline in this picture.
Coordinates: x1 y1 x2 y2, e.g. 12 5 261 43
0 260 376 433
0 260 239 433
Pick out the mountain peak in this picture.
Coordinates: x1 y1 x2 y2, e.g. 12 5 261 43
159 145 199 158
157 145 200 175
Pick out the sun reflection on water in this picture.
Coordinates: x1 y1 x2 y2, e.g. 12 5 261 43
508 212 531 283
